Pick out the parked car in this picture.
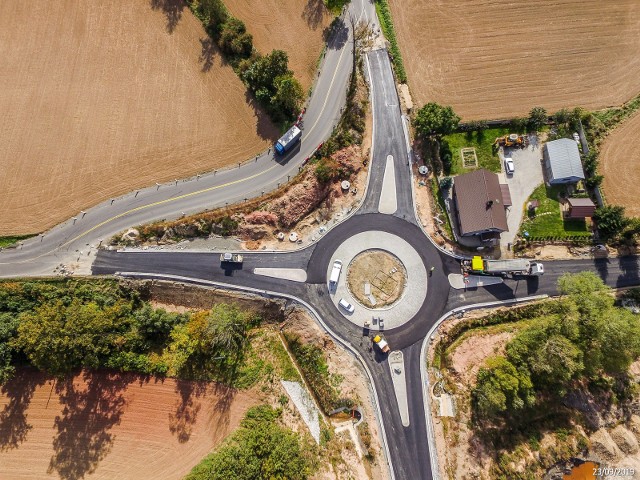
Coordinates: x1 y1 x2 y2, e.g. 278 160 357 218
338 298 355 313
504 157 515 175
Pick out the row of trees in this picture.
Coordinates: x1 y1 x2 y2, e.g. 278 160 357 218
473 272 640 420
194 0 304 121
0 279 258 383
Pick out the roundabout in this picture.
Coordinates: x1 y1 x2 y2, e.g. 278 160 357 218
326 230 428 329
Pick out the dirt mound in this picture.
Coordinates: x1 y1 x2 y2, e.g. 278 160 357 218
225 0 331 91
0 0 277 236
0 369 258 480
389 0 640 120
600 111 640 218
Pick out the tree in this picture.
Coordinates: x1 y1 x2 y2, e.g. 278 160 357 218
134 303 189 347
0 313 18 384
553 108 571 126
198 0 228 29
13 300 130 375
473 356 534 417
414 103 460 138
528 106 548 131
593 205 630 240
271 74 304 118
585 174 603 189
599 310 640 374
507 326 583 391
243 50 290 95
219 18 253 57
205 303 253 360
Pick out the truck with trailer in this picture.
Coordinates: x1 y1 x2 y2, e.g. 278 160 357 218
274 125 302 155
220 252 243 264
463 256 544 277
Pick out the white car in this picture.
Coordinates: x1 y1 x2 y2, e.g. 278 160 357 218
338 298 355 313
504 157 515 175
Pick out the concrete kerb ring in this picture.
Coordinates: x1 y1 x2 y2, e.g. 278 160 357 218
113 271 396 480
418 294 549 480
325 231 428 329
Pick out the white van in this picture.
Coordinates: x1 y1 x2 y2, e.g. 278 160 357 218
329 260 343 285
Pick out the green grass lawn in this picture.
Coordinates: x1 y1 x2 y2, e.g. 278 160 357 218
519 184 591 239
0 235 35 248
440 127 514 175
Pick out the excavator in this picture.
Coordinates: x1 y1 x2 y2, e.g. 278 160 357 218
494 133 528 148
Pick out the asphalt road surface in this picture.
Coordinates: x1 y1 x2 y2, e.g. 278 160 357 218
5 0 640 478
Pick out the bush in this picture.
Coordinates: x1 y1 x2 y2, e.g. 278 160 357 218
439 176 453 190
528 106 548 131
185 405 315 480
414 103 460 138
219 18 253 58
593 205 630 240
374 0 407 83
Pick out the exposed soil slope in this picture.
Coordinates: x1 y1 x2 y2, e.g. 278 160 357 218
225 0 331 91
600 111 640 218
389 0 640 120
0 0 277 236
0 369 258 480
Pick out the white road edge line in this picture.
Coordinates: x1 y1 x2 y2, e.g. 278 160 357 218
113 272 397 480
419 294 549 480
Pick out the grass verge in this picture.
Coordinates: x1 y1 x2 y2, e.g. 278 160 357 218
374 0 407 83
0 235 35 249
430 178 453 239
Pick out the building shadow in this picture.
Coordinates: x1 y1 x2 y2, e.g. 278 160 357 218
302 0 326 30
47 371 129 480
0 368 45 451
149 0 186 34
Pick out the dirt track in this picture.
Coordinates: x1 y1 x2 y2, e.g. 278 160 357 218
389 0 640 120
225 0 331 91
0 0 278 236
600 111 640 218
0 369 258 480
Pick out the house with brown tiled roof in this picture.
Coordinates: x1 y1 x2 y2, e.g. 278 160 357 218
452 169 510 239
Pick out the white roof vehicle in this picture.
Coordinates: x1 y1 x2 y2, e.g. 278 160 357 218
338 298 354 313
329 260 343 285
504 157 515 175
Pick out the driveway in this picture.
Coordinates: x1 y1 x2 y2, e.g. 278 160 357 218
498 141 544 249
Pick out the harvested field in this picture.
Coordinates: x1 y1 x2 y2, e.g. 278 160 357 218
600 111 640 218
0 369 258 480
389 0 640 120
0 0 277 236
225 0 332 92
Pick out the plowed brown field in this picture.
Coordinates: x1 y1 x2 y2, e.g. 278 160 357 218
0 0 278 236
225 0 331 91
0 369 258 480
389 0 640 120
600 112 640 218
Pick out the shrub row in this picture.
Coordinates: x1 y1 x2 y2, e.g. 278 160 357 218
373 0 407 83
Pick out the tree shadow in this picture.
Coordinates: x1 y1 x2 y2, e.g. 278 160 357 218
326 17 349 51
168 379 208 443
47 371 129 480
199 36 218 73
244 91 280 142
0 368 45 451
302 0 326 30
150 0 186 34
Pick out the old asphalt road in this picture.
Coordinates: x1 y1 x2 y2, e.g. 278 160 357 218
0 0 375 278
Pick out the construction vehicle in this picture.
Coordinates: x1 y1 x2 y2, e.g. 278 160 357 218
220 252 243 263
274 125 302 155
494 133 528 148
373 335 390 353
462 256 544 277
